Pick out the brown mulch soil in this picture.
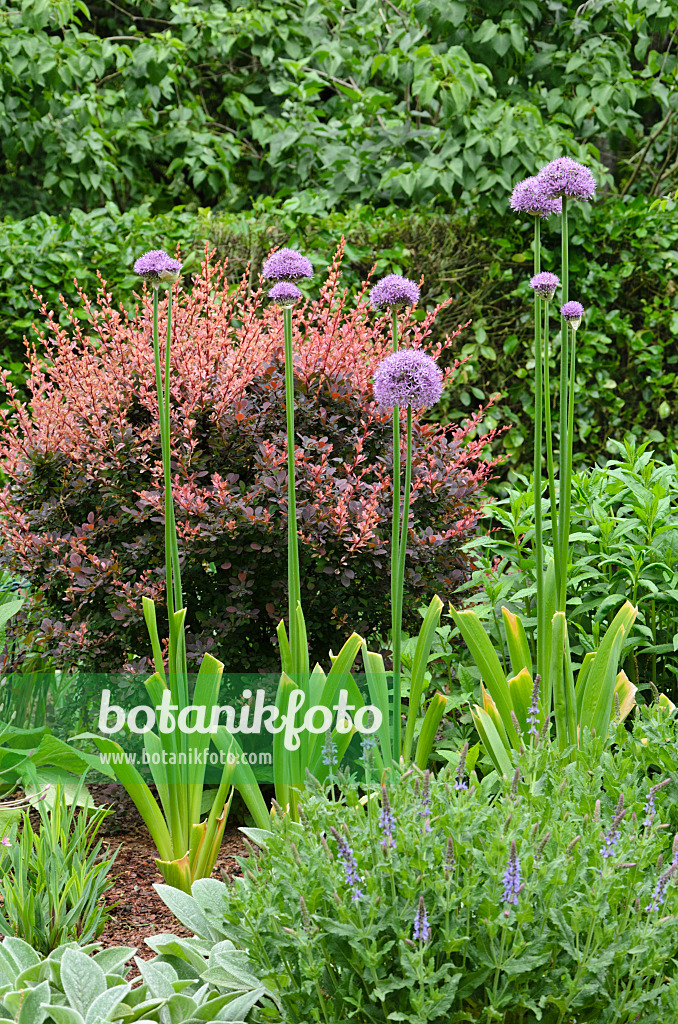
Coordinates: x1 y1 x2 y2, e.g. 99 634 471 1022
91 785 248 969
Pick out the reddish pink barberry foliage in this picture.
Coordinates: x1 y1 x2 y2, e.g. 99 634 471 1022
0 242 501 674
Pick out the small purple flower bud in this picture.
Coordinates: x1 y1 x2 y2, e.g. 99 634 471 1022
268 282 303 307
647 862 678 912
369 274 420 309
372 349 443 409
133 249 182 287
444 837 455 879
262 247 313 282
529 274 560 301
560 301 585 330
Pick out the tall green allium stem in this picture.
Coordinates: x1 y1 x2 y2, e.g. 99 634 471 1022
533 218 545 686
390 307 402 763
283 306 303 681
543 300 558 573
556 196 569 611
392 406 413 766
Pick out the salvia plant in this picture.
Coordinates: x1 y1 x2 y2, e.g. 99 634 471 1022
451 157 643 769
166 732 678 1024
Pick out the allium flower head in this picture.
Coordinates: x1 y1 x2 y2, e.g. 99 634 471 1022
268 282 303 307
262 247 313 282
372 349 443 409
369 274 420 310
537 157 597 202
509 176 562 218
133 250 182 287
529 273 560 301
560 301 585 330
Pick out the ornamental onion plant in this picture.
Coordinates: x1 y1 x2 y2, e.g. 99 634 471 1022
368 280 449 765
451 158 641 764
92 250 269 892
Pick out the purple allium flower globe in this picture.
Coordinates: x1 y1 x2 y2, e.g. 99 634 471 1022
537 157 597 202
268 282 303 307
373 349 443 409
509 176 562 219
529 272 560 301
262 247 313 282
560 300 585 330
134 249 182 287
369 274 420 310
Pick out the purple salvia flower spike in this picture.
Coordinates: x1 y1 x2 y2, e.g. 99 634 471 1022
420 769 432 834
329 825 363 900
501 840 522 906
600 793 626 859
454 742 469 791
413 895 431 941
526 674 541 738
378 784 396 850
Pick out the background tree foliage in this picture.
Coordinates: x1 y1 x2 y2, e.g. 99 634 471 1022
2 0 678 481
3 0 678 215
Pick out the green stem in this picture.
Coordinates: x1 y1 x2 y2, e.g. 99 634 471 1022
151 289 175 631
533 218 545 686
560 322 576 613
390 306 401 764
557 196 569 612
392 405 412 766
283 306 302 682
543 300 558 575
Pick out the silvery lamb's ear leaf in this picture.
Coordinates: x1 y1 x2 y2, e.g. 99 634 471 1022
2 938 41 973
84 983 131 1024
153 885 212 939
145 934 207 974
214 988 265 1020
190 879 230 931
60 949 107 1015
43 1008 84 1024
135 958 178 1000
16 980 50 1024
91 946 137 976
